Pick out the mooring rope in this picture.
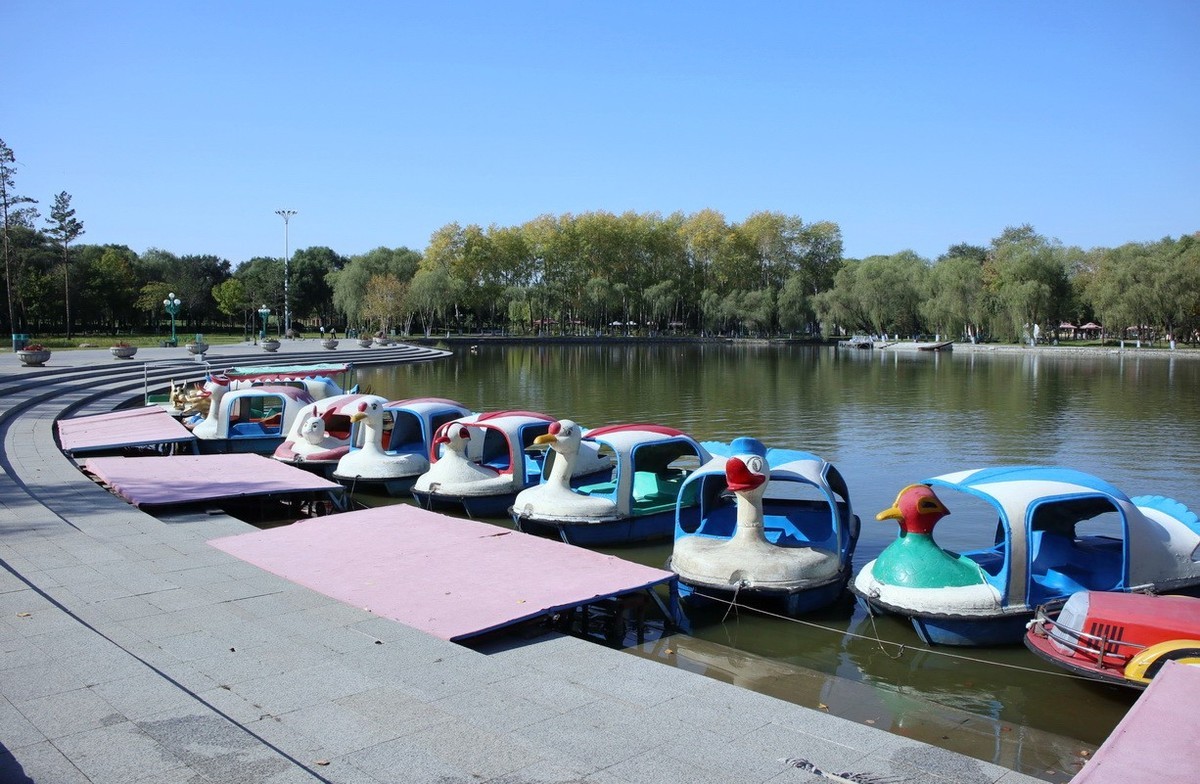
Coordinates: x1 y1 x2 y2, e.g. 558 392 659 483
689 589 1095 680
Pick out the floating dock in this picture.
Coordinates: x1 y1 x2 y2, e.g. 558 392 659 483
82 453 344 508
1071 660 1200 783
209 504 679 641
56 406 197 455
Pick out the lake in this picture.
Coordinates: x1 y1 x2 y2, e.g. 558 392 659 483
355 341 1200 781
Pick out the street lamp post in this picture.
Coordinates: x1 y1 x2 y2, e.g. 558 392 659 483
163 292 181 346
275 209 296 337
258 305 270 342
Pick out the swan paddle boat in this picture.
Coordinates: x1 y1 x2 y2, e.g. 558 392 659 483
333 397 474 496
509 421 715 546
187 375 317 454
272 393 388 476
852 466 1200 646
1025 590 1200 689
670 437 860 616
410 411 613 517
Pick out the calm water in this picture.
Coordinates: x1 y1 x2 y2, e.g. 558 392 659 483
356 342 1200 781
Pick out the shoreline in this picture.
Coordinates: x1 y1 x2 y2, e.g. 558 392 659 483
402 333 1199 360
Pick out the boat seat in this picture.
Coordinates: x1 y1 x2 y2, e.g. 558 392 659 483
576 480 617 498
230 422 267 437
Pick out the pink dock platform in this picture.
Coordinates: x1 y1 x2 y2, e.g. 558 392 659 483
208 504 677 641
83 453 343 507
1071 661 1200 783
57 407 197 455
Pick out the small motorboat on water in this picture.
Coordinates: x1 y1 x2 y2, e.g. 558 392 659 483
509 420 716 546
670 437 860 616
272 393 388 476
188 375 317 454
410 410 612 517
1025 590 1200 689
852 466 1200 646
333 397 474 496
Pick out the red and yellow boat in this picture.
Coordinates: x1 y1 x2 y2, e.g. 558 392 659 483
1025 590 1200 689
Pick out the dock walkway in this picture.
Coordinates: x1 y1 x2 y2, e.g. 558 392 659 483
0 341 1041 783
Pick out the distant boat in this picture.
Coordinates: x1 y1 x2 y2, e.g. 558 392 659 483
879 340 954 352
841 335 875 350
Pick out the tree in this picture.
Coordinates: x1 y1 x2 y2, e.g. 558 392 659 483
79 245 139 331
924 248 987 341
212 277 250 335
44 191 85 338
986 225 1070 342
1 139 38 336
359 273 408 336
289 246 345 327
329 246 421 331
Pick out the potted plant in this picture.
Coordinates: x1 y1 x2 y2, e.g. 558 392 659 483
110 341 138 359
358 337 373 348
17 343 52 367
261 337 281 352
185 337 209 355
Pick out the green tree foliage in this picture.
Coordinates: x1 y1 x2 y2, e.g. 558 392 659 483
1 139 38 334
813 252 929 337
212 277 249 333
359 273 408 336
44 191 85 338
78 245 139 331
985 225 1071 342
329 246 421 331
288 246 346 327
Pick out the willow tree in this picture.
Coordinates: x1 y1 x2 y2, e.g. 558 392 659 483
985 225 1070 342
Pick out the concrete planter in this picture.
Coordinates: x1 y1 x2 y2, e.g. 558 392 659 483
322 339 339 350
110 345 138 359
17 349 51 367
358 338 373 348
185 342 209 355
261 339 281 352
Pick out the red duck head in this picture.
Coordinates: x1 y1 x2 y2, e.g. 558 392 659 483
876 483 950 535
725 454 767 493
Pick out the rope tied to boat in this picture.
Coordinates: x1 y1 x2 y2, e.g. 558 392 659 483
689 589 1100 681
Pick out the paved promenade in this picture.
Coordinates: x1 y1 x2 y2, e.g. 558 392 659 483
0 340 1044 783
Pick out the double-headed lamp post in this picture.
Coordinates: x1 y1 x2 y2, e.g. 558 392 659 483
163 292 181 346
258 305 270 341
275 209 296 336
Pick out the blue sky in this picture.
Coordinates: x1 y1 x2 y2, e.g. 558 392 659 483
4 2 1197 265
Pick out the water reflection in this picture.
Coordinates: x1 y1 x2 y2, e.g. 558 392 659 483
358 343 1198 779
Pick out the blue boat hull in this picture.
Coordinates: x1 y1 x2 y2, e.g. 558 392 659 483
678 573 849 617
195 436 284 456
513 508 691 546
854 594 1031 646
336 474 418 498
411 489 516 518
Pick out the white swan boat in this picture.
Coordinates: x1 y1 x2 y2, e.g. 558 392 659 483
670 437 860 616
509 421 715 546
272 393 388 476
411 410 612 517
333 397 474 496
